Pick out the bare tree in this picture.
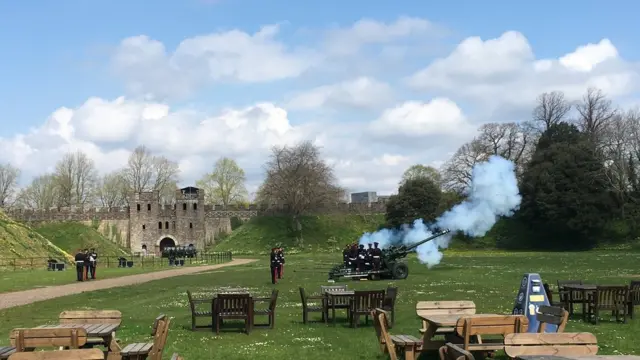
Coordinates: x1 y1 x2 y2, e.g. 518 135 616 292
0 163 20 207
257 141 343 243
575 87 617 145
441 122 536 191
400 164 441 186
196 157 248 206
122 145 180 200
532 91 571 131
95 171 128 208
53 151 97 207
16 174 59 210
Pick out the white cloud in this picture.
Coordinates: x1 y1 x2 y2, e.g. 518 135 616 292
407 31 639 111
286 77 394 110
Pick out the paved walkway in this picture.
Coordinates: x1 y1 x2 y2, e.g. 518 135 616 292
0 258 257 310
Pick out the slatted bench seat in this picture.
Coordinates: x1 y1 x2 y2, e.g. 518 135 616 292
373 308 422 360
0 346 16 360
504 332 598 357
112 314 170 360
8 348 104 360
455 315 528 352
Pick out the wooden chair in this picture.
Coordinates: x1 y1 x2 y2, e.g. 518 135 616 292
186 290 213 331
214 293 252 334
59 310 122 347
0 346 16 359
8 348 104 360
321 285 350 320
536 305 568 332
628 280 640 319
557 280 583 314
438 343 474 360
542 283 564 307
504 332 598 357
454 315 528 352
111 314 171 360
253 289 278 329
381 287 398 328
371 308 422 360
349 290 385 328
299 287 325 324
10 328 88 352
416 301 476 335
586 285 629 324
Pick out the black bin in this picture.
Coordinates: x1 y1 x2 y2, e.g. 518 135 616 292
118 257 127 268
126 261 134 268
55 263 65 271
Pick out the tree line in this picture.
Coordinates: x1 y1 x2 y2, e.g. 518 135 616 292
389 87 640 249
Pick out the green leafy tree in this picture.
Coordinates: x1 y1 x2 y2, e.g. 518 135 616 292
385 177 442 228
400 164 442 186
196 157 248 206
518 122 613 249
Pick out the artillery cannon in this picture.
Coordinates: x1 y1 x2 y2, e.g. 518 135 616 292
327 228 451 281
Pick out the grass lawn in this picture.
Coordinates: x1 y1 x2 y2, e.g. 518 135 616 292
0 257 233 293
0 251 638 359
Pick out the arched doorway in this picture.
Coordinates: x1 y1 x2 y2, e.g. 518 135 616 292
159 237 176 253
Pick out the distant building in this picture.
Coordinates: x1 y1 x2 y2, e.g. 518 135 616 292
377 195 392 203
351 191 378 203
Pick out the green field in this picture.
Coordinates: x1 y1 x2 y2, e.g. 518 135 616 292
34 222 130 257
212 214 386 254
0 251 637 359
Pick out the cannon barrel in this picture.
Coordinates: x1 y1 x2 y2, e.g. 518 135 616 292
403 228 451 252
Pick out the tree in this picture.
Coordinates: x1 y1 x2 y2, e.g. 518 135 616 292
257 141 343 242
518 122 613 249
53 151 97 207
122 145 180 200
575 87 617 145
16 174 59 210
401 164 441 186
196 157 248 206
532 91 571 131
95 171 127 208
0 163 20 207
385 177 442 229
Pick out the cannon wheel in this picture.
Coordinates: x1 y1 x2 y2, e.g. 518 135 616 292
391 263 409 279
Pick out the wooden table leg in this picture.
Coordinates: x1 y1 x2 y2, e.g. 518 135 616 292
420 323 442 350
404 345 417 360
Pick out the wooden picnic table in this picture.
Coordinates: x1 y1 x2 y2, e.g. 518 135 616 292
325 290 354 325
0 346 15 360
564 284 597 321
36 323 119 352
418 313 501 350
517 356 640 360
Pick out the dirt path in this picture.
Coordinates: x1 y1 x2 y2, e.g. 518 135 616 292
0 258 257 310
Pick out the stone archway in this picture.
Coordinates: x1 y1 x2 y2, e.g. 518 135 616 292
158 237 176 253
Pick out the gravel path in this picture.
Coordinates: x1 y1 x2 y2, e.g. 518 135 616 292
0 258 257 310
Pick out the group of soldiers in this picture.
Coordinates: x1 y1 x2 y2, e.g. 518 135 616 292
269 247 285 284
74 248 98 281
343 242 382 272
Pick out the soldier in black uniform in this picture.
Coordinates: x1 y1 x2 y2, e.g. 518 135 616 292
372 242 382 270
366 243 373 271
89 248 98 279
277 247 285 278
342 245 350 267
356 244 367 272
270 248 279 284
82 249 90 281
348 243 358 270
74 249 85 281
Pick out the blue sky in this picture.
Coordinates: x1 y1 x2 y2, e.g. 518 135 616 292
0 0 638 194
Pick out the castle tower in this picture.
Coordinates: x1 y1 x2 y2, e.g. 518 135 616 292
129 190 161 254
174 186 206 250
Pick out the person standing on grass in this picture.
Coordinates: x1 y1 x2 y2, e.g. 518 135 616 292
89 248 98 279
277 247 285 278
82 249 90 280
270 248 279 284
74 249 85 281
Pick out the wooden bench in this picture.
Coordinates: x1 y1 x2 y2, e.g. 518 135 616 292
439 343 475 360
372 308 422 360
59 310 122 346
253 289 278 329
536 305 568 332
454 315 528 351
186 290 213 331
0 347 16 360
8 349 104 360
110 314 170 360
417 301 476 334
504 332 598 357
10 328 88 351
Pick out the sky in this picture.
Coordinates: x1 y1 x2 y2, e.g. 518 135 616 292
1 0 639 198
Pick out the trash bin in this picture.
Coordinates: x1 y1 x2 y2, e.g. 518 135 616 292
126 261 134 268
118 257 127 268
55 263 65 271
178 259 185 266
47 259 57 271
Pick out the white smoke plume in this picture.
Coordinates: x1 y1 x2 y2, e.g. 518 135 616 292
358 155 521 267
